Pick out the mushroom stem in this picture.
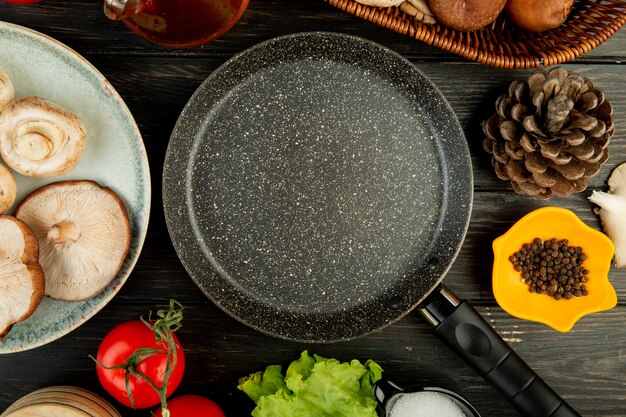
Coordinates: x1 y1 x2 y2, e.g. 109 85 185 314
589 162 626 269
14 120 65 162
48 219 81 244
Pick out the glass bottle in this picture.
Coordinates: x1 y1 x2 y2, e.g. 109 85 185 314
104 0 249 48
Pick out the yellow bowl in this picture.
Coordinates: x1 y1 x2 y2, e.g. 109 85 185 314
492 207 616 332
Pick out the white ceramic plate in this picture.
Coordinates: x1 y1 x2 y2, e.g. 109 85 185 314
0 21 150 353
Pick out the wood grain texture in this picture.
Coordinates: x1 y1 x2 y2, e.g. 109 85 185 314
0 1 625 417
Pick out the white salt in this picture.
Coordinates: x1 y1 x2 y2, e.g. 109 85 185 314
388 391 466 417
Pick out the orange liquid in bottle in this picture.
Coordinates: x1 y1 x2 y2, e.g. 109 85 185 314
124 0 249 48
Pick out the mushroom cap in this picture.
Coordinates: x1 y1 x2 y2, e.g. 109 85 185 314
0 215 45 340
428 0 506 31
505 0 574 32
0 96 86 178
0 68 14 114
0 162 17 213
15 180 131 301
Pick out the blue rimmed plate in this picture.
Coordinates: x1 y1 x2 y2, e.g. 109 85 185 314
0 21 150 353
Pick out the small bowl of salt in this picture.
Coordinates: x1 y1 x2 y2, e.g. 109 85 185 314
374 380 480 417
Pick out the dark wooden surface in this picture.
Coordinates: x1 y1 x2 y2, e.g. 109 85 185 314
1 1 625 416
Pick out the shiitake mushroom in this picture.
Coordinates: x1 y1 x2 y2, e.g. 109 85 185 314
16 180 130 302
505 0 574 32
0 215 44 340
428 0 506 32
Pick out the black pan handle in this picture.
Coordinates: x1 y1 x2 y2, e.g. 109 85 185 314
419 285 581 417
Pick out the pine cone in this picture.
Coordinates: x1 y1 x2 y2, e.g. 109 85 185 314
482 67 614 199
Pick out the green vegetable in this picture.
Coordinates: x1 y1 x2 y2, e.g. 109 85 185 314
237 351 383 417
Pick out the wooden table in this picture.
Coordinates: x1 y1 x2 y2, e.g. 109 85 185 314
1 2 625 416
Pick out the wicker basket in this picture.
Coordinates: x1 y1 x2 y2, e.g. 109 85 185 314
325 0 626 68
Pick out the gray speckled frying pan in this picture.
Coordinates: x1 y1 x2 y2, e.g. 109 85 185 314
164 31 471 341
163 32 579 417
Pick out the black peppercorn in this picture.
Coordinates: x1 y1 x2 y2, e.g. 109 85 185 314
510 238 589 301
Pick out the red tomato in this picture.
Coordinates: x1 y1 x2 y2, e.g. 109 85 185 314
154 395 226 417
95 320 185 409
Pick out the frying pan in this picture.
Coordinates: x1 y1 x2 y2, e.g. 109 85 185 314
163 32 579 417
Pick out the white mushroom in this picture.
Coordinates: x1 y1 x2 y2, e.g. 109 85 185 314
400 0 437 24
354 0 437 24
0 215 45 340
0 96 86 178
0 68 14 114
15 180 131 301
0 162 17 213
589 162 626 269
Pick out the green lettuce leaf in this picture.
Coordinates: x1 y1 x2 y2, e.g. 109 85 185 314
238 364 288 403
237 351 383 417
